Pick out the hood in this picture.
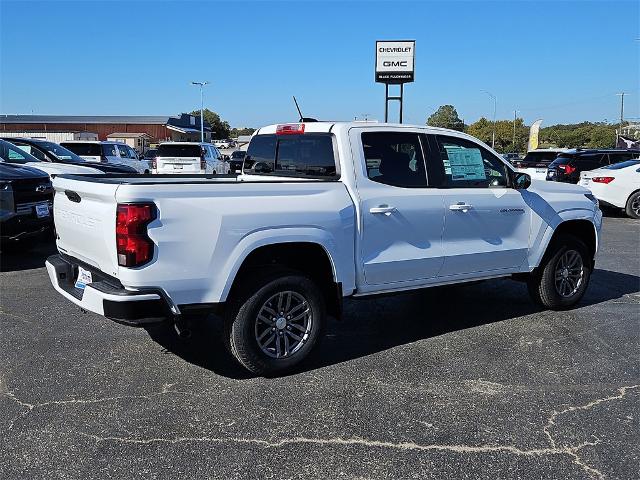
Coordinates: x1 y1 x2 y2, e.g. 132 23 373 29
23 162 103 177
527 178 589 196
0 163 50 181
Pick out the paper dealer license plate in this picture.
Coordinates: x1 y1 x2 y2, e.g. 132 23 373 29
74 267 93 290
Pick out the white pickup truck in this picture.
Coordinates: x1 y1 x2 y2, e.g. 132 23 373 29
46 122 602 375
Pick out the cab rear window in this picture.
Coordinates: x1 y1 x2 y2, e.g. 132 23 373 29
243 134 337 178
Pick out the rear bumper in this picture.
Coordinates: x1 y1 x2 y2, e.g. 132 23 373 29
46 254 176 326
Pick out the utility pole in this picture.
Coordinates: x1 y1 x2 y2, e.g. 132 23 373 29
482 90 497 148
616 92 626 138
512 109 518 152
191 81 209 143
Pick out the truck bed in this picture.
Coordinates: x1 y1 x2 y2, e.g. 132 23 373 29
51 173 356 307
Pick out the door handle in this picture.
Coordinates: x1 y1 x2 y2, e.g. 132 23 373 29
369 205 397 215
449 203 473 212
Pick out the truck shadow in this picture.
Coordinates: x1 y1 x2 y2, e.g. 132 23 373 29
145 268 639 379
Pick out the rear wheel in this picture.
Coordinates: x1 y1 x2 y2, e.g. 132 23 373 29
625 191 640 219
527 234 591 310
224 271 325 375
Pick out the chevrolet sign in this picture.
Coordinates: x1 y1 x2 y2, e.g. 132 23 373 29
375 40 415 84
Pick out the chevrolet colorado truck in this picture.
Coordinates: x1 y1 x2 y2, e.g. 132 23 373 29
46 122 602 375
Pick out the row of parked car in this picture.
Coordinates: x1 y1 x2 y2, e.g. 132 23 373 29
512 147 640 218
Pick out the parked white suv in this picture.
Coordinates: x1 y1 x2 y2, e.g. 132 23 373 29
153 142 228 174
213 139 232 149
61 141 149 174
46 122 602 375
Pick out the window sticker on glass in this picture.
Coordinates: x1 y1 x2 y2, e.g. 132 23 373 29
444 146 486 181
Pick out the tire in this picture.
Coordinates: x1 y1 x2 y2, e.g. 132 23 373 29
625 191 640 219
223 271 325 375
527 234 591 310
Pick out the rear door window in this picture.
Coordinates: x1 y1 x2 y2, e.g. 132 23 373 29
361 132 427 188
244 134 337 177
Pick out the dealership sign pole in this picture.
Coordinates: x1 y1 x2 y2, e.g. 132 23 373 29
375 40 415 123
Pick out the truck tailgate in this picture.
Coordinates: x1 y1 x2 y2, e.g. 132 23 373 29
52 177 120 277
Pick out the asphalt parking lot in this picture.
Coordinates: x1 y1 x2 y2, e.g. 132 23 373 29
1 215 638 480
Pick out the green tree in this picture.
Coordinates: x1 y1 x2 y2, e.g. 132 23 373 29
426 105 464 131
467 117 528 153
189 108 231 139
539 122 617 149
230 127 256 138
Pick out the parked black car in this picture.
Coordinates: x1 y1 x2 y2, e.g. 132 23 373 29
229 150 246 173
0 163 53 242
0 138 138 174
546 149 640 183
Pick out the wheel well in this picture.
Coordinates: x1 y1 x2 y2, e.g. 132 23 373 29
626 188 640 205
230 242 342 318
551 220 597 262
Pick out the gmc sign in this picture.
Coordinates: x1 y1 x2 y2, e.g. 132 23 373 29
375 40 415 84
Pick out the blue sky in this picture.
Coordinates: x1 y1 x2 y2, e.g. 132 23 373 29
1 0 638 127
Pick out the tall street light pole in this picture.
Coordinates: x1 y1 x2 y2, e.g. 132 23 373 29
191 81 209 143
512 109 519 152
482 90 497 149
616 92 626 138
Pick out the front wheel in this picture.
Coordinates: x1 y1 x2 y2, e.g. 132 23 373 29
527 234 591 310
625 191 640 219
224 272 325 375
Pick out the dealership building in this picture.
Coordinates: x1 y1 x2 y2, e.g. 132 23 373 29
0 114 212 146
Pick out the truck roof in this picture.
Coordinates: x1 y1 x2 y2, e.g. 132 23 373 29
255 121 482 137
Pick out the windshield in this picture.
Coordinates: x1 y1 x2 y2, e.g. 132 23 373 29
143 149 157 159
61 143 102 156
37 141 87 162
231 151 246 158
1 140 42 164
604 160 640 170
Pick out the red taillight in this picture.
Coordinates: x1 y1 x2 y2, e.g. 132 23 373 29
591 176 615 184
276 123 305 135
116 203 156 267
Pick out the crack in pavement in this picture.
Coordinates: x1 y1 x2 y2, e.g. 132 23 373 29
3 384 639 479
76 430 599 457
2 386 194 431
542 384 640 480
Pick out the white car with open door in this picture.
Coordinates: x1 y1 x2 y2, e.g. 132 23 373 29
580 159 640 218
46 122 601 376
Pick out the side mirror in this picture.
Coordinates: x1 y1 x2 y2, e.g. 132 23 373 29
514 172 531 190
